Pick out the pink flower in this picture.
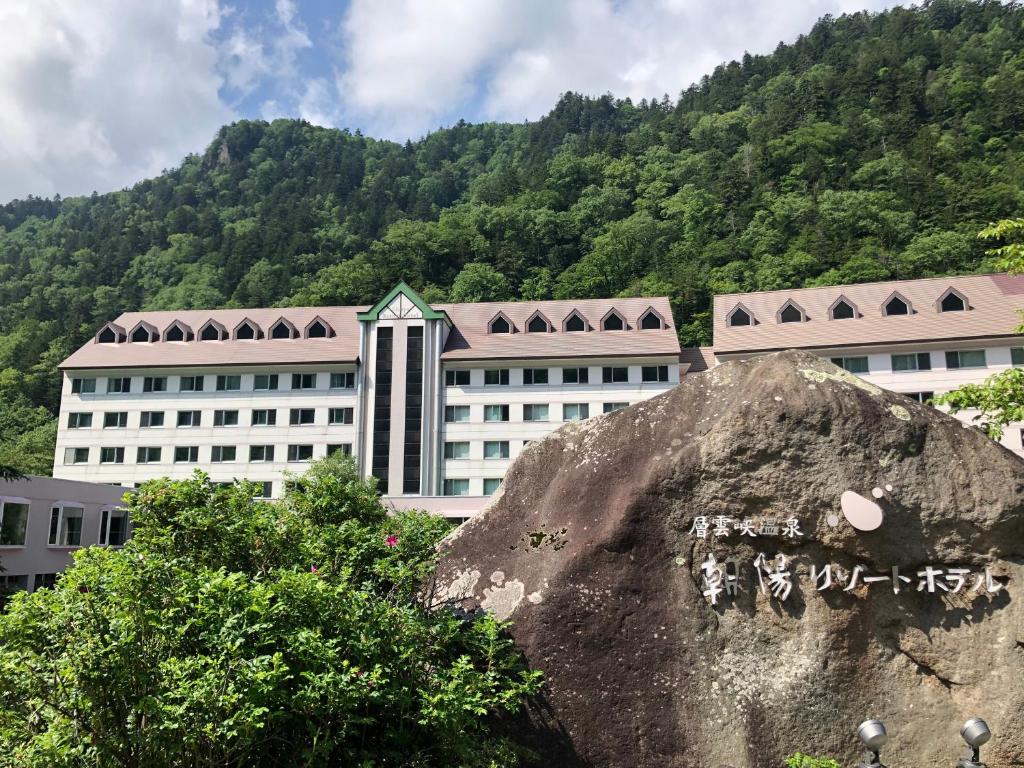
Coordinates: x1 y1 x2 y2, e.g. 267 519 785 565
385 534 399 548
310 565 318 573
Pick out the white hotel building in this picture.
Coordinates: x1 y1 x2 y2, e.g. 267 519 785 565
54 284 683 513
710 273 1024 455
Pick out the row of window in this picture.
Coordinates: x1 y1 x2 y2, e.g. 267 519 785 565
64 443 353 466
71 372 356 395
830 348 1014 375
728 288 972 327
443 478 503 496
445 365 670 387
67 407 355 430
444 401 628 423
99 317 337 344
0 499 127 548
486 307 665 334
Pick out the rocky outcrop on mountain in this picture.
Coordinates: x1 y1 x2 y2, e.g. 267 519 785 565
432 350 1024 768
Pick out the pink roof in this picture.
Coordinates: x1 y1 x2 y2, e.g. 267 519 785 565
679 347 715 373
713 274 1024 354
437 296 680 361
61 306 365 369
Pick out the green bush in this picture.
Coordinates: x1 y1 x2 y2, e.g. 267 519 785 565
0 456 542 767
785 753 841 768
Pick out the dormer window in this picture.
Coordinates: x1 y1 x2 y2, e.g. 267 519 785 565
270 319 298 340
829 297 857 321
304 318 333 339
164 321 193 342
233 320 261 340
129 322 158 343
96 323 126 344
938 288 968 313
526 311 552 333
601 309 626 331
883 293 912 317
639 308 664 330
777 301 806 324
726 305 754 327
488 312 513 334
199 321 227 341
563 311 588 332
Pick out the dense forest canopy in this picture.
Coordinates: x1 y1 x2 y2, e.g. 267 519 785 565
1 0 1022 474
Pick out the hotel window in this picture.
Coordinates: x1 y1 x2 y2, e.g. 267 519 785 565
103 412 128 428
234 321 259 340
830 299 856 320
216 375 241 391
883 295 910 316
174 446 199 463
562 367 589 384
250 445 275 463
214 410 239 427
287 444 314 462
903 392 934 404
327 444 352 457
289 408 316 426
445 370 470 386
830 356 869 374
99 447 125 464
891 353 931 372
726 306 752 327
484 440 510 459
328 407 353 425
252 409 277 426
639 310 663 330
48 505 84 547
0 500 29 546
292 373 316 390
177 410 202 427
483 478 503 495
143 376 168 393
489 315 512 334
484 404 510 422
99 508 129 546
107 377 132 393
179 375 204 392
200 323 225 341
71 377 96 394
945 350 987 369
254 482 274 499
602 367 628 383
527 313 551 333
779 303 805 323
1012 347 1024 366
604 402 628 413
564 312 587 332
444 441 470 460
523 368 548 385
443 478 470 496
254 374 279 391
64 447 89 464
140 411 165 428
211 446 236 463
563 403 590 421
444 405 470 423
271 320 296 340
306 320 331 338
33 573 57 590
602 311 625 331
523 404 549 422
642 365 669 382
939 290 967 312
136 447 161 464
484 369 509 385
68 412 93 429
165 323 189 342
330 372 355 389
131 325 155 343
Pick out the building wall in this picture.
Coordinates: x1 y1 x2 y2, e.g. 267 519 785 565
0 476 131 595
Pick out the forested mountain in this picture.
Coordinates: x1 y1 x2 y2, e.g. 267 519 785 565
2 0 1023 474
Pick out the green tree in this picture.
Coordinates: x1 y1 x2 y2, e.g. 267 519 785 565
0 457 542 767
448 263 513 303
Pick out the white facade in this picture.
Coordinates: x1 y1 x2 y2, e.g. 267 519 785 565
0 476 131 597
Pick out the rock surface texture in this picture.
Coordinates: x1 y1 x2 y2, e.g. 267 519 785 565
432 350 1024 768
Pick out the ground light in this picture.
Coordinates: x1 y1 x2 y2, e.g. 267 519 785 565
957 717 991 768
856 719 888 768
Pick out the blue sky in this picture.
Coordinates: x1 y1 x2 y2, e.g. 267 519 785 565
0 0 901 202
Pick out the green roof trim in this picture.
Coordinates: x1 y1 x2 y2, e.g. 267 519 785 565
356 281 448 322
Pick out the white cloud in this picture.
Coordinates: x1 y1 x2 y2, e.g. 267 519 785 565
0 0 236 202
337 0 901 139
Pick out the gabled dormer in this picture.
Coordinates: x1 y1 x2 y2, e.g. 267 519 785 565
882 291 913 317
129 321 159 343
563 309 589 332
937 287 969 313
638 307 665 330
487 311 515 334
163 320 193 342
233 319 262 340
198 319 228 341
600 308 627 331
726 303 755 327
269 318 298 340
356 282 449 323
95 322 126 344
776 300 807 324
304 317 334 339
828 296 858 321
526 310 552 333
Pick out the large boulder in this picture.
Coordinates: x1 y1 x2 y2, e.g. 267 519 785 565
432 350 1024 768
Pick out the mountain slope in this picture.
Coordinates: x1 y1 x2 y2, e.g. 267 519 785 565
2 0 1023 473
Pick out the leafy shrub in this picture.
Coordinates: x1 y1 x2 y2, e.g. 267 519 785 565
786 753 841 768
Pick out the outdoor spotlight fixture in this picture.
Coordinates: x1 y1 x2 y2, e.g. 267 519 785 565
956 717 991 768
856 719 888 768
